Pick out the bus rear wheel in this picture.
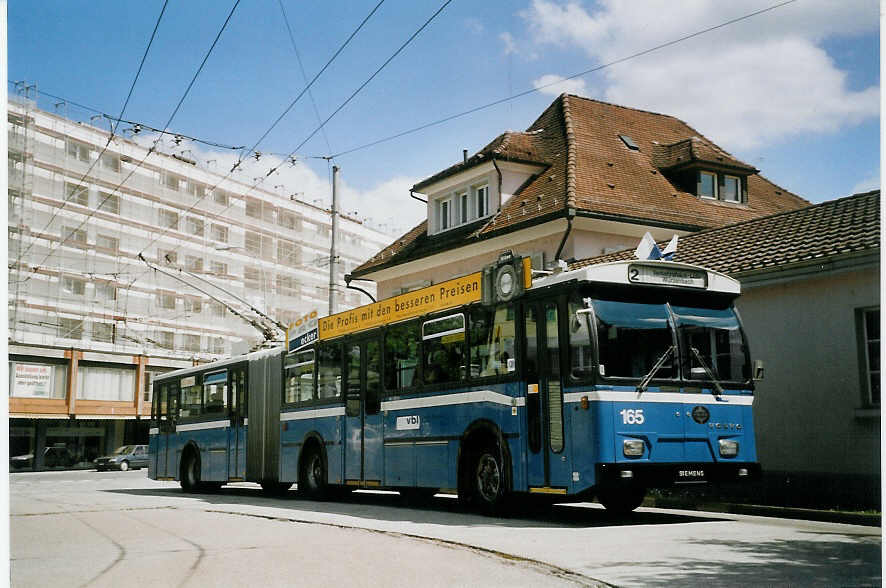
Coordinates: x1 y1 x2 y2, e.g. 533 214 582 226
299 447 326 499
598 484 645 515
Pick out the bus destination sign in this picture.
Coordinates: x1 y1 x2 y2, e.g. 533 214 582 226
628 264 707 289
319 271 483 340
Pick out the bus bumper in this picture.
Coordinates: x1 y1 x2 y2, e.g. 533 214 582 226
596 461 761 488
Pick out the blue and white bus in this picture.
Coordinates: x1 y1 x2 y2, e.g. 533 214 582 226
149 251 761 513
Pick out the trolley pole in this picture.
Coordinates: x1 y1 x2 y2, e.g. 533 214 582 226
328 165 339 315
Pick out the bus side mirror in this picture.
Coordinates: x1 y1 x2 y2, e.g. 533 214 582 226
753 360 764 381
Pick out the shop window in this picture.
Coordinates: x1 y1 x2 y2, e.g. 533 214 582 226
9 362 67 398
77 365 136 401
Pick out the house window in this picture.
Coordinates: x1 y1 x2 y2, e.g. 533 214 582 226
476 185 489 218
210 261 228 275
157 331 174 350
95 234 119 252
438 198 452 231
163 173 181 191
186 216 204 236
185 255 203 272
699 171 716 199
159 209 179 230
860 308 880 406
67 140 92 162
245 197 261 219
62 226 87 245
62 276 86 296
93 322 114 343
722 175 741 202
183 334 201 352
188 182 206 198
184 297 203 314
97 191 120 214
210 302 226 318
58 318 83 339
459 191 469 225
245 231 261 255
213 190 229 206
160 250 178 265
65 182 89 206
95 282 117 301
157 293 177 310
277 240 297 265
244 266 261 289
101 153 120 172
210 224 228 243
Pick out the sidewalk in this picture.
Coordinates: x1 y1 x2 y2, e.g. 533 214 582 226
648 496 881 527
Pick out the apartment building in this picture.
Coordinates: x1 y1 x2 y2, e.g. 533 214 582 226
8 96 391 470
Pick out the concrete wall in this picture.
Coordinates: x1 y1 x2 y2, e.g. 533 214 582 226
737 265 879 498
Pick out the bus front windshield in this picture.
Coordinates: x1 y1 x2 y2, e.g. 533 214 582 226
570 293 750 385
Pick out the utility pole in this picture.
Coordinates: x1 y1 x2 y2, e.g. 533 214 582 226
328 165 339 315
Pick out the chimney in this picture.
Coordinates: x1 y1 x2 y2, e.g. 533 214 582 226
463 149 468 164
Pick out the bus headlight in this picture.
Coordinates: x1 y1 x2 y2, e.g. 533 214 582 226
623 439 644 457
719 439 739 458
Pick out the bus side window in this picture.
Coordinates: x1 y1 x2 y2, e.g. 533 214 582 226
366 340 381 414
285 350 315 405
203 372 227 414
568 297 595 379
470 304 516 378
317 343 342 400
422 314 465 385
385 321 419 391
180 378 202 419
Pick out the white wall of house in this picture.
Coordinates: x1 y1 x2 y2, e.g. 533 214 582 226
737 264 879 479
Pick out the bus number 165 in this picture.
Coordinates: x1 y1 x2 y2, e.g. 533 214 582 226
620 409 645 425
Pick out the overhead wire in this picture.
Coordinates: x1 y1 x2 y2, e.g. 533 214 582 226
18 0 242 285
12 0 170 270
129 0 389 264
329 0 797 158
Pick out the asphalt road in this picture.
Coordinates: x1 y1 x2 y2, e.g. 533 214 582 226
10 470 882 587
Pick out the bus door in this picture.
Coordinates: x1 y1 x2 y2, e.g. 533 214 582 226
344 338 383 484
155 382 178 478
523 299 569 491
228 366 247 481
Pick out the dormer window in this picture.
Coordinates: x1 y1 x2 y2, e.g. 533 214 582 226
722 175 741 202
695 171 746 203
699 171 717 199
431 182 492 234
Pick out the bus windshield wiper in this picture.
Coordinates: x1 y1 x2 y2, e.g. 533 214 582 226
636 345 674 395
690 346 724 400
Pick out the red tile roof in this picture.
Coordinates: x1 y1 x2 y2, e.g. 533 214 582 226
354 94 808 277
571 190 880 276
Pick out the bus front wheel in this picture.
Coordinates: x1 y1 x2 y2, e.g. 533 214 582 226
598 484 645 514
299 447 326 499
470 444 507 513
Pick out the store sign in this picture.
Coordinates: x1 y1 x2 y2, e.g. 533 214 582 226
13 364 52 397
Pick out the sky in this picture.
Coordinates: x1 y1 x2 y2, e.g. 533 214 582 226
8 0 880 237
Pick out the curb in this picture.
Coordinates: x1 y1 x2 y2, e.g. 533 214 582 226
650 498 881 527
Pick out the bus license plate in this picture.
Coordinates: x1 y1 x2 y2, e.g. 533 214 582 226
676 469 706 483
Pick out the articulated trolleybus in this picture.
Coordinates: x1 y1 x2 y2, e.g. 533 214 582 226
150 248 761 513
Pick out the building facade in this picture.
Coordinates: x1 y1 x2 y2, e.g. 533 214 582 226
8 96 391 471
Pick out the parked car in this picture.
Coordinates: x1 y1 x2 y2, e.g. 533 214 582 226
94 445 149 471
10 444 78 470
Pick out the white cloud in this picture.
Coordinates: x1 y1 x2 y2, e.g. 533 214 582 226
850 172 881 195
465 17 485 35
532 74 589 97
135 135 422 236
500 32 518 56
521 0 879 148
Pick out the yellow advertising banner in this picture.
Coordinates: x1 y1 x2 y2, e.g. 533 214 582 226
319 271 483 340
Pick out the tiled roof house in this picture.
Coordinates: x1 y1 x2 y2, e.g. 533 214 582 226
352 94 808 298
